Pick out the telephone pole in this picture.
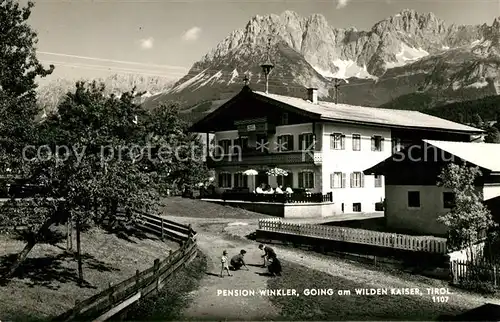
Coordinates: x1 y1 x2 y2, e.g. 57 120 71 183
333 78 342 104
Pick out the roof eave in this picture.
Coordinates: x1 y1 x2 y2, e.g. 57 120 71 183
319 116 483 135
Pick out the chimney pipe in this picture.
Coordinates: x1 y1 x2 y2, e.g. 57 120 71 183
307 88 318 104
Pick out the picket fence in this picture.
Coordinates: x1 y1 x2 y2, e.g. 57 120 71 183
258 218 448 254
450 260 499 287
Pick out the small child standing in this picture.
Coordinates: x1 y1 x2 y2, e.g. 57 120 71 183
220 250 232 277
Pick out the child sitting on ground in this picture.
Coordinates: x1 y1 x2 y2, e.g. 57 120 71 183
220 250 232 277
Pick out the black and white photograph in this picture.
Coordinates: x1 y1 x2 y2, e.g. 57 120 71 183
1 0 500 320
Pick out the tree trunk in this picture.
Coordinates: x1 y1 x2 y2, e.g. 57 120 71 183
2 215 57 280
66 215 73 252
76 215 84 285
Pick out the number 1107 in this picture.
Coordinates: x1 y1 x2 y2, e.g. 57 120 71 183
432 296 449 303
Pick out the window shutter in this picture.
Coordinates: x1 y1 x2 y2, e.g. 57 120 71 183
350 173 354 188
288 135 294 151
298 172 304 188
341 135 345 150
342 173 346 188
218 173 223 186
380 137 385 151
299 134 304 150
361 173 365 188
310 172 315 188
330 134 335 150
233 173 238 187
311 134 316 150
330 173 334 188
286 172 294 188
243 174 248 187
371 137 375 151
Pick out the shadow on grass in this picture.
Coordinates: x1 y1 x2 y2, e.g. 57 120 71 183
205 272 220 277
122 252 208 321
0 251 117 290
102 222 158 244
255 272 274 277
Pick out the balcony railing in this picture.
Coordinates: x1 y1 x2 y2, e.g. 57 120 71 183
206 151 322 167
211 191 333 204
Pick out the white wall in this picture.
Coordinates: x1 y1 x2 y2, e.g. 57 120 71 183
385 185 453 236
483 185 500 200
321 123 391 213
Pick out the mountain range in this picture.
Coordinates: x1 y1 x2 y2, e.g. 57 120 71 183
142 9 500 121
37 74 174 113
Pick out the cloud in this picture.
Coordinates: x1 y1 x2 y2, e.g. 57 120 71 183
139 37 154 50
182 27 202 42
336 0 350 9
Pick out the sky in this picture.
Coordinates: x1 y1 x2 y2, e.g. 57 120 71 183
25 0 500 85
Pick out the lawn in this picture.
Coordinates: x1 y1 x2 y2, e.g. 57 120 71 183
159 197 267 219
0 225 178 321
268 260 468 321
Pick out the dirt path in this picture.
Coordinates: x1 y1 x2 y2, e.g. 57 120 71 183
166 215 500 320
180 224 280 321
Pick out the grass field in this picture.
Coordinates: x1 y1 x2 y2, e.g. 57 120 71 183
0 225 178 321
268 260 468 321
159 197 266 219
123 252 208 321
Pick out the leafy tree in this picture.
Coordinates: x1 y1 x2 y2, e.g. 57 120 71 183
0 0 54 169
144 103 208 194
484 126 500 143
437 163 497 262
472 113 484 129
0 0 56 279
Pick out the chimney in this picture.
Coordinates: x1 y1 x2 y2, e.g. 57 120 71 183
307 88 318 104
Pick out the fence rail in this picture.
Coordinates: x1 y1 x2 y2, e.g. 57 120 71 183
258 218 448 254
450 260 499 287
218 191 333 204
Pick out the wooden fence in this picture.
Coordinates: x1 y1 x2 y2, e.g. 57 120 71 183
52 237 197 322
258 218 448 254
127 209 196 243
450 260 499 287
218 191 333 204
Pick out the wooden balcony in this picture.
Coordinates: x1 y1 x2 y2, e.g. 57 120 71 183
206 150 322 168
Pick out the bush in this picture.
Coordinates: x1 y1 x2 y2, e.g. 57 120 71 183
459 279 497 295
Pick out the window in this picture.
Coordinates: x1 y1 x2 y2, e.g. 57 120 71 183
374 175 383 188
298 171 314 189
299 133 315 150
353 203 362 212
392 137 402 152
233 173 248 188
352 134 361 151
233 137 248 153
277 134 294 152
218 139 231 155
407 191 420 208
330 172 346 188
218 173 231 188
371 135 384 152
443 192 455 209
281 112 289 125
350 172 364 188
330 133 345 150
277 172 293 188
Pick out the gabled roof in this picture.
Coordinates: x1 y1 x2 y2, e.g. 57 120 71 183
189 87 483 134
253 91 482 134
423 139 500 172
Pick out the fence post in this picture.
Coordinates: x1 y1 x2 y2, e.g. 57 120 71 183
161 218 164 241
108 282 115 305
154 258 160 292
